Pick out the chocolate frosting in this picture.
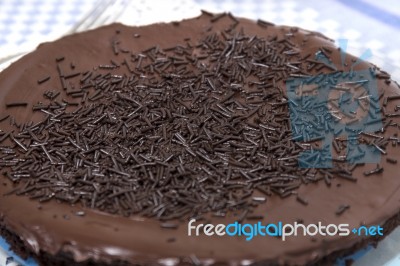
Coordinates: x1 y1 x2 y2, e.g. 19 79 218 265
0 12 400 266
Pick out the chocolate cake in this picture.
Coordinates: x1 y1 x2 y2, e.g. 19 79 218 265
0 11 400 266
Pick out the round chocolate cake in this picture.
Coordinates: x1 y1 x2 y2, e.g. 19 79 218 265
0 11 400 266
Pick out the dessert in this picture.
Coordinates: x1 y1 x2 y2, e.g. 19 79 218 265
0 11 399 266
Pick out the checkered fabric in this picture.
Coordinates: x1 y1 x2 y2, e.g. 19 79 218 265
0 0 97 59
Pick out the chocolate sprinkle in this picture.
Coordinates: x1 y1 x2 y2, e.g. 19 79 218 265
335 204 350 216
363 165 384 176
5 102 28 108
296 195 308 206
37 76 51 84
0 114 9 123
386 157 397 164
160 223 179 229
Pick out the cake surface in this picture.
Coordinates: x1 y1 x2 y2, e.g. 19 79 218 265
0 12 400 266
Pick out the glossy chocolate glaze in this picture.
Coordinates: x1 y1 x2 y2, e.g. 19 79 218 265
0 12 400 266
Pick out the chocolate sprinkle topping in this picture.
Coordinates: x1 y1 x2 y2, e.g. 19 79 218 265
0 13 396 224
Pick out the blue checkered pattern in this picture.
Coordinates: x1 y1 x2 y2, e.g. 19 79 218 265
0 0 97 60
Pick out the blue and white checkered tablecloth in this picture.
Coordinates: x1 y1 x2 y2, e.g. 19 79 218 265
0 0 400 266
0 0 97 57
